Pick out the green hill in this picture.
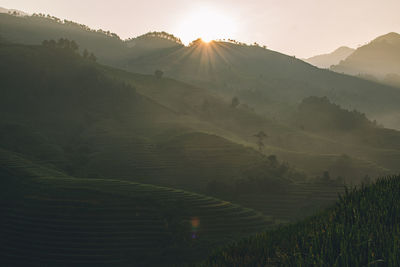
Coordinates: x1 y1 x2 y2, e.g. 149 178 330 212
202 175 400 266
0 148 272 266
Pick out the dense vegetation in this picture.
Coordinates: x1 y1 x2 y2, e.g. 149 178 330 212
203 175 400 266
295 96 376 132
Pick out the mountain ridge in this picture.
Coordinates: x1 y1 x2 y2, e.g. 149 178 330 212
331 32 400 87
304 46 355 68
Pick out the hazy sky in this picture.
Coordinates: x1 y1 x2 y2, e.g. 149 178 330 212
1 0 400 58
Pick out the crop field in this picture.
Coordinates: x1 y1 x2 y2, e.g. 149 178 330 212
203 175 400 266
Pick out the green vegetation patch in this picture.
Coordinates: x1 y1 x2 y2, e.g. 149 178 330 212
203 175 400 266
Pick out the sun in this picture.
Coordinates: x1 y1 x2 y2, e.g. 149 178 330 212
175 6 237 45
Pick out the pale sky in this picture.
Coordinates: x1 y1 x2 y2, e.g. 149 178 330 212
1 0 399 58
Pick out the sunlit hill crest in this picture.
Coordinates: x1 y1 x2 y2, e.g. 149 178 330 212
125 32 271 79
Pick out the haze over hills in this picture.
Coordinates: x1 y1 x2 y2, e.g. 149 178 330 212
304 46 355 69
1 12 400 130
332 32 400 87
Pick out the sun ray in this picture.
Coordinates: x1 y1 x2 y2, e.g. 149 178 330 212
176 6 237 45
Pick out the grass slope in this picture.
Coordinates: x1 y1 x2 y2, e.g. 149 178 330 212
202 175 400 266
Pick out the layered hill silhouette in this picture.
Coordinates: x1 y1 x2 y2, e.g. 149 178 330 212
1 13 400 130
332 32 400 88
304 46 354 69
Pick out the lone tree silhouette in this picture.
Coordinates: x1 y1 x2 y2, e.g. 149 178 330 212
88 52 97 62
82 49 89 59
254 131 268 153
231 96 240 108
154 70 164 79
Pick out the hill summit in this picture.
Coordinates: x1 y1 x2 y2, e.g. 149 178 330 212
331 32 400 87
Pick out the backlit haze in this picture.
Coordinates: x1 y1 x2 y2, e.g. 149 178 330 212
1 0 400 57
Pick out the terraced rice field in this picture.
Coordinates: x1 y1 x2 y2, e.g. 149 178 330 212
74 131 263 192
0 149 273 266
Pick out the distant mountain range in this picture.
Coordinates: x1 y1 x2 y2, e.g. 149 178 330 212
304 46 355 69
331 32 400 87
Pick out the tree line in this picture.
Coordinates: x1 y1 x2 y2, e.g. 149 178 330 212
31 13 120 39
42 38 97 61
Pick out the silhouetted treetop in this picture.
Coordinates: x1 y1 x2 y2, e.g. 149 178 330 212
231 96 240 108
42 38 97 61
129 31 183 45
42 38 79 52
154 70 164 79
31 13 121 39
297 96 376 132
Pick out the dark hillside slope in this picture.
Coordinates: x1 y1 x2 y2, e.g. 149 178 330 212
0 148 272 266
203 175 400 266
0 42 177 173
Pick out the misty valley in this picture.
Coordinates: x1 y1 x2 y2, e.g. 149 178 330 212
1 5 400 266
